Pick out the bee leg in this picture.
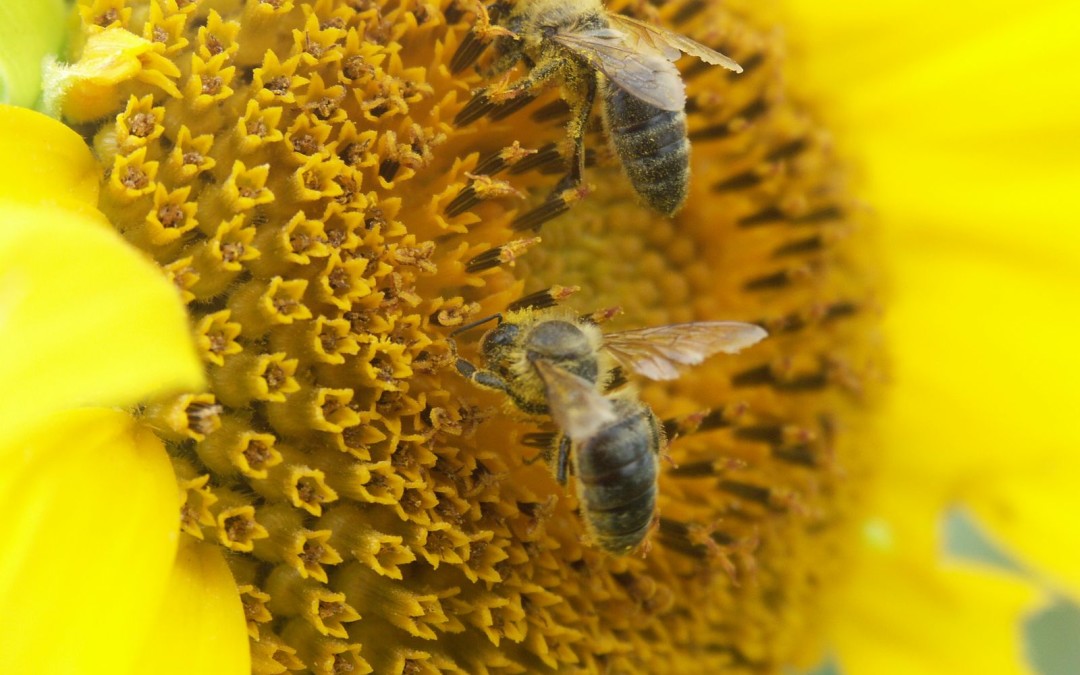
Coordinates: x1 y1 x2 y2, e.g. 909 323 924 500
478 39 523 78
488 54 562 104
554 434 572 486
454 356 510 393
552 72 597 195
455 55 561 127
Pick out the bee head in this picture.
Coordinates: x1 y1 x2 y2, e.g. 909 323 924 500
480 321 522 375
524 320 599 383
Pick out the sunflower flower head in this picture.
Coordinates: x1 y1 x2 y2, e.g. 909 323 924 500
51 0 893 672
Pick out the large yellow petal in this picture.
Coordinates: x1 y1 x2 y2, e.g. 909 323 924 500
0 105 102 216
829 476 1038 675
779 0 1080 605
965 466 1080 601
780 1 1080 245
0 200 205 447
831 553 1038 675
0 408 179 673
130 537 251 675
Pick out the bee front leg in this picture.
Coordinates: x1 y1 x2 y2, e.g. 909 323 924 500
454 55 561 127
453 356 510 394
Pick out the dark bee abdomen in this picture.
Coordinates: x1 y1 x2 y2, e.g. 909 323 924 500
603 83 689 216
575 402 661 554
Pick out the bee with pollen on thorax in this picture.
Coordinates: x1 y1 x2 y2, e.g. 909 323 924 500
449 307 767 555
455 0 743 216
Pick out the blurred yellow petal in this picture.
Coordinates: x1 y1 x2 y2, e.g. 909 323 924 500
131 537 251 675
782 0 1080 613
828 478 1038 675
0 200 205 447
0 105 102 216
780 1 1080 250
966 467 1080 600
833 553 1037 675
0 0 67 107
882 242 1080 478
0 408 179 673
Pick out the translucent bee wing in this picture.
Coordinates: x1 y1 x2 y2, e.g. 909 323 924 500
603 322 768 381
552 27 686 111
532 359 618 441
606 13 743 72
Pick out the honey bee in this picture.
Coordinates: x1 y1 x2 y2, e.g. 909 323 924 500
451 308 767 554
468 0 743 216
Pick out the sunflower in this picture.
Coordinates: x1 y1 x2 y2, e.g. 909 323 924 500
1 0 1074 673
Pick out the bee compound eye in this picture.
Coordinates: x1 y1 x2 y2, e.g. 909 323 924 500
482 322 520 353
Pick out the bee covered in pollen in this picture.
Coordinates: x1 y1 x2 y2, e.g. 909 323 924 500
450 307 767 554
455 0 743 217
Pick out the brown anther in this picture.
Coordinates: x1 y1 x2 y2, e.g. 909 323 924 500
205 34 224 56
297 477 320 505
339 141 369 167
221 241 245 263
334 175 358 205
265 76 290 95
304 35 325 59
343 54 373 79
308 96 342 120
158 203 185 228
128 112 156 138
302 539 326 565
247 119 268 137
224 514 254 541
201 75 224 96
243 440 272 470
264 363 287 390
95 9 119 27
393 242 436 272
291 133 319 155
121 167 149 190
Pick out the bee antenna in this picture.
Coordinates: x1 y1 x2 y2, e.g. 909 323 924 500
449 313 504 337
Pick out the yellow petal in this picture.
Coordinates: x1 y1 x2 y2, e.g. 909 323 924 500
130 537 251 675
0 408 179 673
832 553 1038 675
966 466 1080 601
0 1 68 107
0 200 205 447
881 242 1080 477
781 2 1080 243
0 105 102 216
824 464 1041 673
782 0 1080 612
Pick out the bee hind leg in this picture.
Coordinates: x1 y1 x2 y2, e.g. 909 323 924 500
554 435 572 485
551 72 597 195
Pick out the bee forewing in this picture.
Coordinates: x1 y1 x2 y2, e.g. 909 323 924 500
552 28 686 111
532 359 618 441
606 13 743 73
603 322 768 381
